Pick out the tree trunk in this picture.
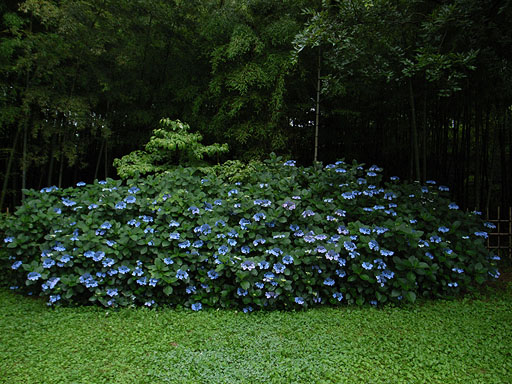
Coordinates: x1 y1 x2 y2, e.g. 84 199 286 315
408 78 421 181
421 90 427 183
0 125 21 212
314 47 321 163
94 139 105 180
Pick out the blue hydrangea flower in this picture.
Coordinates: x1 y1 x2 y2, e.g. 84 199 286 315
218 245 228 255
474 231 488 238
144 300 155 307
124 195 136 204
92 251 105 262
140 215 153 223
273 263 286 274
11 260 22 270
253 212 267 222
132 267 144 277
488 270 500 279
191 303 202 311
324 278 335 286
258 261 270 270
184 285 196 294
62 198 76 207
483 222 496 229
207 270 219 279
282 201 296 210
284 160 296 166
40 186 58 193
27 272 41 281
237 288 248 296
105 240 116 247
304 235 315 243
100 222 112 230
338 226 349 235
325 250 339 261
438 226 450 233
266 291 278 299
127 219 140 227
79 273 98 288
194 223 211 235
294 296 305 305
380 249 394 257
102 258 115 268
241 260 256 271
227 238 237 247
255 282 264 289
77 181 86 187
449 203 459 210
418 239 429 248
344 241 357 252
263 272 275 282
282 255 294 264
315 246 327 254
267 248 283 256
136 276 147 285
49 294 61 304
107 288 118 297
341 191 355 200
118 265 130 274
301 209 315 218
178 240 191 249
42 258 55 268
452 267 464 274
192 240 204 248
362 262 373 270
332 292 343 301
335 269 346 278
115 201 126 210
176 269 189 280
4 236 14 243
447 282 458 288
359 227 371 235
243 306 253 313
239 218 251 229
88 203 98 210
429 235 442 243
368 240 380 251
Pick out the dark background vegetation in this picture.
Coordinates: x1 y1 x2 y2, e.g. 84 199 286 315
1 0 511 212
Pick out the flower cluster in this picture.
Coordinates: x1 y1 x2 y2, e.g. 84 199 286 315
0 155 498 310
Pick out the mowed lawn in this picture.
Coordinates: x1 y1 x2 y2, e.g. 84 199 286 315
0 285 511 384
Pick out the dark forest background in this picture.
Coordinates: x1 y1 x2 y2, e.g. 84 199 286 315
1 0 511 212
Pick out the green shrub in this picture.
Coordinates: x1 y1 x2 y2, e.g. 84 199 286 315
113 119 229 178
0 155 499 310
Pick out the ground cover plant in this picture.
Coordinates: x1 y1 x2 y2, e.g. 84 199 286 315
0 286 511 383
0 155 500 310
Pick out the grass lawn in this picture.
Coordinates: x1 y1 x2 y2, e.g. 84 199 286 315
0 284 511 384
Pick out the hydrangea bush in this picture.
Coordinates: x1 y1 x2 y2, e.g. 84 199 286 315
0 155 499 310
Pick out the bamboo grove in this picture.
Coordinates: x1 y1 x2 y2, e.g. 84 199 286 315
1 0 511 212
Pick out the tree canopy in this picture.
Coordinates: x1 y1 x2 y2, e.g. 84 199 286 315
1 0 511 211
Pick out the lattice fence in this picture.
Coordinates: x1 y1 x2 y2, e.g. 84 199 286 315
486 207 512 261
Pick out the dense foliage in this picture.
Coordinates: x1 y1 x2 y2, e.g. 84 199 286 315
113 119 228 179
1 0 511 212
0 157 499 310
